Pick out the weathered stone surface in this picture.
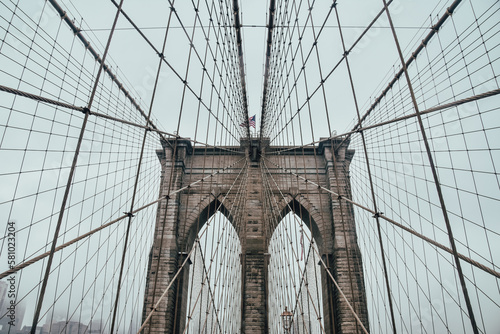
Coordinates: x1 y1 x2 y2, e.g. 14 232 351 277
143 138 369 333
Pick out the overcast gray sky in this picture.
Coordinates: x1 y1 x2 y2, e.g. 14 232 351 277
1 0 499 333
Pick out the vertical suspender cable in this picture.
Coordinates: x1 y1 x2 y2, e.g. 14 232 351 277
30 0 126 332
380 1 479 333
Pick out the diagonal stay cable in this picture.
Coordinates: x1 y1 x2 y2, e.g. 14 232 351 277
47 0 168 145
0 157 245 280
168 0 248 139
262 156 500 280
50 0 243 147
271 87 500 155
109 0 183 328
261 159 368 334
232 0 250 138
112 0 246 138
183 151 246 332
187 163 246 332
263 0 330 140
334 4 397 332
184 173 247 333
381 0 478 332
265 0 395 141
139 159 247 333
265 0 336 140
261 162 326 333
0 83 243 154
335 0 463 149
29 1 127 331
259 0 276 143
194 170 248 333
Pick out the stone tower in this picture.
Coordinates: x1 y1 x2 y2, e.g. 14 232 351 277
142 137 369 333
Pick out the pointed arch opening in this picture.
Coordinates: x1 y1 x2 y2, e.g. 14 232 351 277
267 207 325 333
184 209 242 333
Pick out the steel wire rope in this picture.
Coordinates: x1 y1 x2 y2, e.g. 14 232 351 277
347 147 462 334
0 155 245 280
270 1 324 320
28 0 127 329
464 0 500 295
260 152 342 331
1 3 90 329
351 110 445 333
193 239 224 333
381 0 480 332
2 0 499 332
467 0 499 89
6 0 126 329
432 9 499 330
269 87 500 156
63 0 252 145
348 134 500 269
268 2 367 331
261 151 292 334
94 15 175 326
146 159 247 333
0 10 230 314
264 3 331 141
267 61 315 332
0 118 157 328
333 3 399 333
142 3 203 325
183 22 229 329
285 1 350 329
0 153 150 258
262 177 306 332
203 200 243 332
260 152 328 333
44 0 169 137
171 0 240 330
307 3 367 332
163 0 248 139
263 155 500 279
293 240 322 333
363 133 500 323
269 0 455 148
195 199 244 333
274 5 331 323
60 34 115 330
0 1 61 292
0 214 128 326
185 1 248 324
263 0 312 141
269 213 324 334
364 196 491 330
0 6 101 107
334 0 463 150
261 158 369 334
0 172 135 322
265 0 398 142
59 0 174 126
33 216 131 329
0 84 246 154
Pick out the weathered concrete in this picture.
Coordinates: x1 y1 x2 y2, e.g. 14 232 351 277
142 137 369 333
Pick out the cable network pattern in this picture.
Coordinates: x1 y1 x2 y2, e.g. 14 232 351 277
0 0 499 333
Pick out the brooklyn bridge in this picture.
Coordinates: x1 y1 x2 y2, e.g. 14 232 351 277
0 0 499 333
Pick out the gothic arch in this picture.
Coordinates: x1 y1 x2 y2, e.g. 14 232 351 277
183 194 238 251
144 138 369 333
272 194 325 252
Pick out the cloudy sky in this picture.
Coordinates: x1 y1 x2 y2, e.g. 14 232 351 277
1 0 499 333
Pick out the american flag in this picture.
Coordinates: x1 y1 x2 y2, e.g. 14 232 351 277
248 115 256 128
240 115 256 128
